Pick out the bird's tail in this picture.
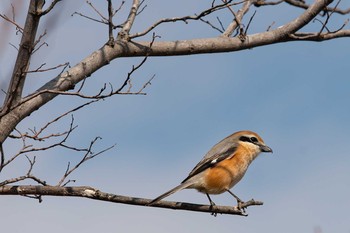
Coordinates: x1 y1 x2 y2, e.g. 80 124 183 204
148 181 193 205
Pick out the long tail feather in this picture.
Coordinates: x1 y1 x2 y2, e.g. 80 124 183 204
148 181 193 205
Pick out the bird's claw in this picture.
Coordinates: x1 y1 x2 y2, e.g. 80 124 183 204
209 201 218 217
237 200 247 213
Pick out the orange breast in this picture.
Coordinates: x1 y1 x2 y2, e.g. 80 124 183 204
199 153 249 194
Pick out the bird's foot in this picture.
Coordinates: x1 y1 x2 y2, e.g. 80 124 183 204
237 199 247 213
209 200 219 217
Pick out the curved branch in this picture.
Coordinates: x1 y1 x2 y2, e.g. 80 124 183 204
0 185 262 216
130 0 241 39
284 0 350 15
0 0 340 144
40 0 62 16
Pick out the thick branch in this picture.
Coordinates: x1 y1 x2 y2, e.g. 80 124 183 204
2 0 44 111
0 0 342 144
0 185 262 216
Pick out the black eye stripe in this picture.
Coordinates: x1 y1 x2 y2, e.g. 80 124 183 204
239 136 258 143
239 136 250 142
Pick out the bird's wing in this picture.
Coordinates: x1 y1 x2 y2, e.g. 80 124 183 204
181 139 238 183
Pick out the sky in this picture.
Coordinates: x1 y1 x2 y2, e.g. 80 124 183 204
1 1 350 233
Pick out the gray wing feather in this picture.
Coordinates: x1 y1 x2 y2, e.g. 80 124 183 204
181 134 239 183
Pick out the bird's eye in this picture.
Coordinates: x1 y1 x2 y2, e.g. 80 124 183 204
250 137 258 143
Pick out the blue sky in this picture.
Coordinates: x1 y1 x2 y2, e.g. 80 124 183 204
1 1 349 233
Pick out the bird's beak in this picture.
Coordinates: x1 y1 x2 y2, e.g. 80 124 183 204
260 144 273 153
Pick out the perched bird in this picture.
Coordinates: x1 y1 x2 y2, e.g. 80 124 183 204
149 130 272 208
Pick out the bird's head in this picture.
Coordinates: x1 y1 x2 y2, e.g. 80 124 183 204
233 130 273 154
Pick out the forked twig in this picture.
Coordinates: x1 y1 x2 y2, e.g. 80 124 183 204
57 138 115 186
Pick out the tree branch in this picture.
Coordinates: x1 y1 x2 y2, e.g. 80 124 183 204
0 185 263 216
107 0 114 45
2 0 44 113
130 0 241 39
0 0 343 145
283 0 350 15
40 0 62 16
118 0 139 40
222 0 253 37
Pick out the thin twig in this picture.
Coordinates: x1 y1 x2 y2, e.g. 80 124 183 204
284 0 350 15
71 11 106 24
87 0 108 21
199 17 224 33
113 1 125 17
244 10 257 35
136 0 147 16
40 0 62 16
318 0 342 34
0 143 4 173
0 156 47 186
27 63 69 73
117 33 158 93
57 138 115 186
130 0 243 39
0 13 24 32
26 100 97 141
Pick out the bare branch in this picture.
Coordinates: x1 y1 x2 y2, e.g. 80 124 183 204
40 0 62 16
136 74 155 94
2 0 44 114
289 29 350 41
244 10 257 35
113 1 125 17
254 0 284 7
107 0 115 45
57 138 115 186
222 0 253 37
0 0 344 145
136 0 147 16
0 143 4 173
318 0 342 34
130 0 243 39
0 185 263 216
87 0 108 22
27 62 69 73
3 116 78 173
266 21 275 31
0 155 47 186
119 0 140 40
284 0 350 15
32 30 48 53
71 11 106 24
22 100 97 141
199 17 224 33
0 13 24 32
117 33 157 94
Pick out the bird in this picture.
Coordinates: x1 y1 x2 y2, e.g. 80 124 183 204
148 130 273 210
